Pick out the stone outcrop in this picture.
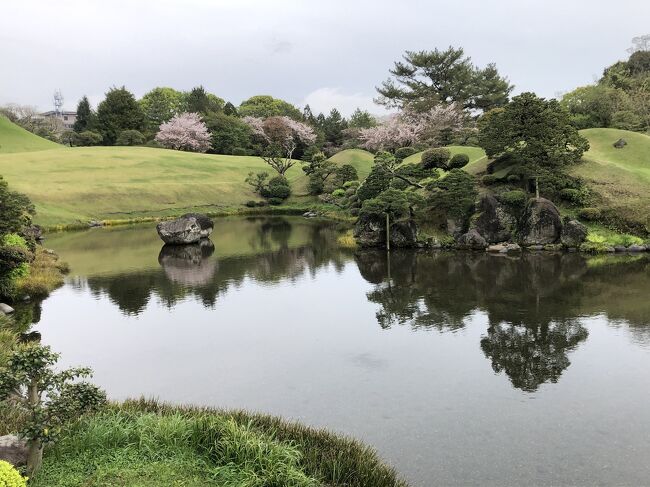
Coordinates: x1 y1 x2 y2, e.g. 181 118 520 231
520 198 563 246
560 219 588 248
0 303 14 315
156 213 214 245
0 435 28 467
354 215 418 248
471 194 516 244
613 138 627 149
457 229 488 250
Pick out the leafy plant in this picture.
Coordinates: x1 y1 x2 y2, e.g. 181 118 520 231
0 344 106 476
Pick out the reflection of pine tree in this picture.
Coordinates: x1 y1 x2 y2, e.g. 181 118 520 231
480 320 588 392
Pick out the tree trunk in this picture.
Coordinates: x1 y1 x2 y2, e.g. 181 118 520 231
26 440 43 477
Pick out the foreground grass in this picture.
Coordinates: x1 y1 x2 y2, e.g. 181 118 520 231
30 399 406 487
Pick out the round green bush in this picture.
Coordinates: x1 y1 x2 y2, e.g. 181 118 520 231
268 197 284 206
482 174 497 185
506 174 521 184
421 148 451 169
448 153 470 169
499 190 528 208
343 180 360 189
2 233 28 249
115 129 145 146
231 147 248 156
559 188 585 205
331 189 345 197
394 146 417 161
0 461 26 487
578 207 601 221
266 176 291 200
245 200 258 207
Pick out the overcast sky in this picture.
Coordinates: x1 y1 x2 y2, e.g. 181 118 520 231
1 0 648 116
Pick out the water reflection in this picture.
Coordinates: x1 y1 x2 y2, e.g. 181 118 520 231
44 217 650 393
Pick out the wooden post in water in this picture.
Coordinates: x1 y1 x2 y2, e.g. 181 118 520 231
385 212 390 251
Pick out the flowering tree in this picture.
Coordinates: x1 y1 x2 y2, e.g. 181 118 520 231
155 112 211 152
244 116 316 175
359 104 465 151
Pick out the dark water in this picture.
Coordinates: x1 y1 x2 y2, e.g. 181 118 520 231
35 216 650 486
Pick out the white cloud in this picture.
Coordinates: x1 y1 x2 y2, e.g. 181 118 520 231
301 87 391 118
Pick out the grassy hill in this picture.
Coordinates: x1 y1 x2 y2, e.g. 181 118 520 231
572 128 650 233
327 148 374 180
0 116 60 153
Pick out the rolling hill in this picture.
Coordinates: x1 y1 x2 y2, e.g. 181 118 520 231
571 128 650 233
0 116 60 153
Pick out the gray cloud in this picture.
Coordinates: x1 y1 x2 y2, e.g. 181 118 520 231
0 0 648 114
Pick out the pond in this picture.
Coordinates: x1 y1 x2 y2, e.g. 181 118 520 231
33 216 650 486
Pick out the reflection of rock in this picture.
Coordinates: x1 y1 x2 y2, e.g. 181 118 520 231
354 214 418 248
158 240 217 286
520 198 562 245
156 213 214 244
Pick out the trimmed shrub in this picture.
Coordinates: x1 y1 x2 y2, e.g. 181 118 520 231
72 130 103 146
578 207 601 221
499 190 528 209
421 148 451 169
268 197 284 206
332 164 358 187
448 153 470 169
231 147 248 156
331 189 345 197
394 146 417 161
482 174 497 185
116 129 145 146
0 460 26 487
245 200 258 207
343 180 360 189
506 174 521 184
264 176 291 200
357 164 391 201
559 188 586 205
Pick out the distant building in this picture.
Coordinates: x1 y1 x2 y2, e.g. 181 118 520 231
39 110 77 129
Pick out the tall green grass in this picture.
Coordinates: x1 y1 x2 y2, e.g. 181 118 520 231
31 399 407 487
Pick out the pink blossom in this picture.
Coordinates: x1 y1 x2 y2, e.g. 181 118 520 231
155 112 211 152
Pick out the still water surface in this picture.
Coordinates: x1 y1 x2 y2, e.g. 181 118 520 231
36 216 650 486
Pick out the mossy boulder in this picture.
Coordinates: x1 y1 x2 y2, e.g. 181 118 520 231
520 198 562 245
560 219 588 248
471 194 516 243
353 214 418 248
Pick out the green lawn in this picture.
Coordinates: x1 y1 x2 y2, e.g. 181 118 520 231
0 116 60 153
571 128 650 233
327 148 374 180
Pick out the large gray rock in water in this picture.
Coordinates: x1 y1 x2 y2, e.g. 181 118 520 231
156 213 213 245
561 219 588 248
354 214 418 248
457 229 488 250
520 198 563 245
471 194 516 243
0 435 28 467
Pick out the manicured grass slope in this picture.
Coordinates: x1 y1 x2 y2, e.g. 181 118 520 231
0 116 60 153
572 128 650 232
327 148 374 180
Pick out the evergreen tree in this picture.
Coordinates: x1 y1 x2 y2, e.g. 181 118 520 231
223 101 238 116
96 87 145 145
185 86 224 114
322 108 348 145
348 108 376 128
73 96 95 133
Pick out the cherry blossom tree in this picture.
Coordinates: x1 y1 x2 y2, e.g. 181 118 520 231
359 104 465 151
155 112 211 152
244 115 316 175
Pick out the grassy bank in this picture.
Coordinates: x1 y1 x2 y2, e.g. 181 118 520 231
25 399 406 487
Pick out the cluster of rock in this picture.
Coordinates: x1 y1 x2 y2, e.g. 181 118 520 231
353 214 419 248
156 213 214 245
456 196 588 251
